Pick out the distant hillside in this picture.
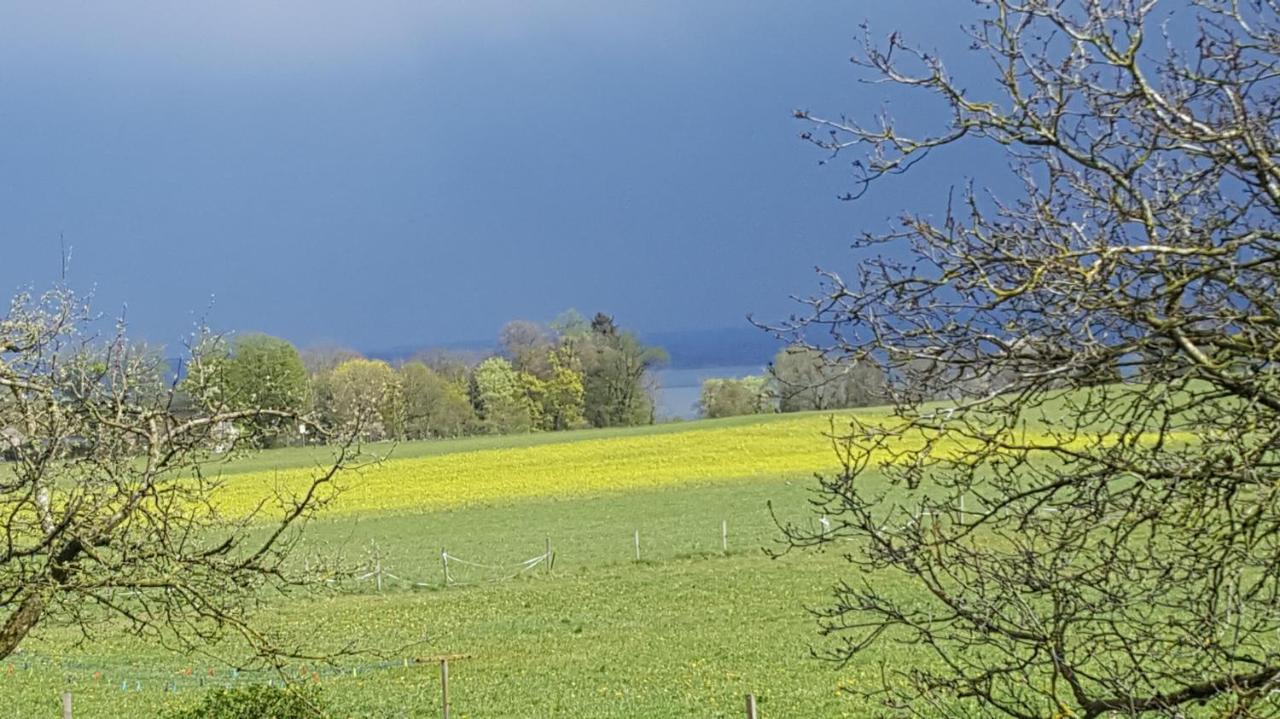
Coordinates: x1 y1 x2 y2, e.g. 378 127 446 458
365 325 785 371
639 326 784 369
365 339 495 365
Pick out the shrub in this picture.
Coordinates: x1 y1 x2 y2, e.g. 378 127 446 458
162 683 329 719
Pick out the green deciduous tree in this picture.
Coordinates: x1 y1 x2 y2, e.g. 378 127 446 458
698 376 772 419
540 348 586 430
203 334 309 444
470 357 537 434
398 362 477 439
324 359 401 441
580 314 666 427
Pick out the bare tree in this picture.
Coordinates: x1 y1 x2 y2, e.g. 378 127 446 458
0 287 358 670
775 2 1280 717
770 345 888 411
299 344 363 376
500 320 555 376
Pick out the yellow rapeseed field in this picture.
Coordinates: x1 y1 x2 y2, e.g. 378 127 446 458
213 414 862 517
211 412 1177 518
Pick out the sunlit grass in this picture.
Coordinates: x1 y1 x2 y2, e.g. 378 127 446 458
1 390 1204 717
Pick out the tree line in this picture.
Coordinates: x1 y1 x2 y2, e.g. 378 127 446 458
197 310 667 444
697 346 886 419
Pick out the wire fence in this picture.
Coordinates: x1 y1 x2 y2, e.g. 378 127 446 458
440 549 549 586
351 541 554 591
349 518 749 594
18 522 744 698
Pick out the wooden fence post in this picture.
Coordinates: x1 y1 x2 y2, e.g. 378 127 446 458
440 548 448 587
413 654 471 719
61 692 72 719
745 692 758 719
721 519 728 554
634 530 640 561
441 659 450 719
545 536 551 575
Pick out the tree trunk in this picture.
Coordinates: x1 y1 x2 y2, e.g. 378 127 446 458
0 592 45 659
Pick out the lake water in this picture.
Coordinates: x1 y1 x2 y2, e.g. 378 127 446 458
654 365 766 421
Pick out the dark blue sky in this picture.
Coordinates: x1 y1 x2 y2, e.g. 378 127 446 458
0 1 992 351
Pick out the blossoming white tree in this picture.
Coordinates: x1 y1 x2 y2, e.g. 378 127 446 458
0 286 355 668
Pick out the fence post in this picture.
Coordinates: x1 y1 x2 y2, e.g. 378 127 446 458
721 520 728 554
61 692 72 719
440 548 448 587
544 536 551 575
441 658 450 719
745 692 758 719
375 554 383 593
634 530 640 561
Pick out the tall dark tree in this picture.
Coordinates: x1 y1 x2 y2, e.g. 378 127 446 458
776 2 1280 717
589 312 618 339
581 314 666 427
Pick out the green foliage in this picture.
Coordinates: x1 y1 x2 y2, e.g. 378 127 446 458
303 312 662 440
8 429 869 717
580 316 667 428
492 319 595 431
550 308 590 338
516 370 547 430
399 362 476 439
221 335 309 410
324 359 401 440
698 376 773 419
162 683 328 719
470 357 537 434
186 334 309 444
184 335 308 442
179 312 663 444
539 348 586 430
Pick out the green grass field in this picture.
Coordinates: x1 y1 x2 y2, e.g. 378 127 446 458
4 411 921 718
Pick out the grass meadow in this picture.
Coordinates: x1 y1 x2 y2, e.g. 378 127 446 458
4 410 929 717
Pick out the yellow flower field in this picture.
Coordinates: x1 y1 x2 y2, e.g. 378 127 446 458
213 414 860 517
211 411 1184 518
